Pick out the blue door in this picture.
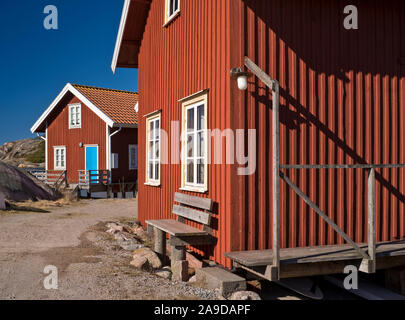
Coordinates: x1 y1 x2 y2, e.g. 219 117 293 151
85 146 98 183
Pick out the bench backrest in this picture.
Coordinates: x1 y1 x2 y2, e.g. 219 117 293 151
173 192 213 226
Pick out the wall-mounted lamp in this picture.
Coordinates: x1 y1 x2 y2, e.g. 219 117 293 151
230 67 251 91
79 142 83 148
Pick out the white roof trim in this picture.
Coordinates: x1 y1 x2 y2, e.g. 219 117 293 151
30 83 115 133
111 0 131 74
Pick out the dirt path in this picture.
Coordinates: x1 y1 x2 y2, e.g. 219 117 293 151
0 199 217 300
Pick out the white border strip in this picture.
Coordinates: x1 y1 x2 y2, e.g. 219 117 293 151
111 0 131 74
31 83 115 133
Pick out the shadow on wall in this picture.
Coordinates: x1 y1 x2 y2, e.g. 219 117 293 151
241 0 405 248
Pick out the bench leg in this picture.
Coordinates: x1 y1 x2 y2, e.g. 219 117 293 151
171 245 186 268
170 244 188 281
154 227 167 266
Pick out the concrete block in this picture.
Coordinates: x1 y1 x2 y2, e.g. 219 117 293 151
0 192 6 210
116 192 123 199
91 192 108 199
125 192 134 199
172 260 189 282
186 251 203 269
196 267 246 297
80 190 88 198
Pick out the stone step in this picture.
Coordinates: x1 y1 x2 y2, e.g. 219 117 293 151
196 267 246 297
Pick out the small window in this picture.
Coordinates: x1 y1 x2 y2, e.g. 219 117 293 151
165 0 180 24
69 104 81 129
146 113 161 185
111 153 119 169
54 146 66 170
129 145 138 170
181 93 208 193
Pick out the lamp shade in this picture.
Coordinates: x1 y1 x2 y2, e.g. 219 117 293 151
237 75 248 91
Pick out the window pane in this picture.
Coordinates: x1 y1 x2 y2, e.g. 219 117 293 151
187 160 194 183
187 134 194 157
197 104 205 130
149 142 154 160
149 121 154 140
149 162 154 179
197 160 204 185
155 120 160 139
155 162 159 180
155 141 160 159
197 132 205 157
76 107 81 124
187 108 194 131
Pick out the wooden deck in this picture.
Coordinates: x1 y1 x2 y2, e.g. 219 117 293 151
225 241 405 280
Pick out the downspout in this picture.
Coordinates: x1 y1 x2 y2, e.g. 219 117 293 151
37 131 47 171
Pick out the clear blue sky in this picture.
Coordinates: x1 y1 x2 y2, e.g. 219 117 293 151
0 0 138 144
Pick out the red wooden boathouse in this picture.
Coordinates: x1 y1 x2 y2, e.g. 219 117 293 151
112 0 405 279
31 83 139 187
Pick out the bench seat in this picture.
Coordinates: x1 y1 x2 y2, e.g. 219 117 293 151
146 219 209 237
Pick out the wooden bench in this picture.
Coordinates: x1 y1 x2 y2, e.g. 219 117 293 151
146 192 214 279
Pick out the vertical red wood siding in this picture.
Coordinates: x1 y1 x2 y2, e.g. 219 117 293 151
111 128 138 183
138 0 234 266
137 0 405 267
47 94 107 183
233 0 405 254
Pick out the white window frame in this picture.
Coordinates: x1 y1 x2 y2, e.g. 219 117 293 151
54 146 66 171
165 0 180 24
181 93 208 193
129 144 138 170
145 113 161 186
68 103 82 129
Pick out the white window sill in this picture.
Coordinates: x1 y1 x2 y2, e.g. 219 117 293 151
144 182 161 187
54 168 66 171
163 10 180 27
179 186 207 194
69 126 81 129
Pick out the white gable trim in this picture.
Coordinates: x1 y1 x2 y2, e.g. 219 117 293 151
111 0 131 74
31 83 115 133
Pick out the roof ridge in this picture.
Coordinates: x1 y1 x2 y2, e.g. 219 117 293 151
71 84 138 95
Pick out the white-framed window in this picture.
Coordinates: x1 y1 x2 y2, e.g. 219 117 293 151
165 0 180 24
146 113 161 185
181 93 208 193
54 146 66 170
129 145 138 170
69 103 81 129
111 153 119 169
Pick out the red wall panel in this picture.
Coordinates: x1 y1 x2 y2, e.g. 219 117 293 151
47 94 107 183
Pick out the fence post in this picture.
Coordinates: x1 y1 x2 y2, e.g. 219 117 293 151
367 168 376 272
271 81 280 280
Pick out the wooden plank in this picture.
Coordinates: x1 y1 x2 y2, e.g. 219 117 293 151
146 219 208 236
172 204 211 225
280 172 370 260
174 192 213 211
169 235 216 246
244 56 276 90
225 241 405 267
281 164 405 169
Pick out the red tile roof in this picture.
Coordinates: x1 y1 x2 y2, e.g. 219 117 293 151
72 84 138 125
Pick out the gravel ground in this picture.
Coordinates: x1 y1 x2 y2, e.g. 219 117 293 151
0 198 218 300
0 197 359 300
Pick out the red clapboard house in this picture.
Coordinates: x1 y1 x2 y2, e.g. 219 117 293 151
31 83 139 189
112 0 405 281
